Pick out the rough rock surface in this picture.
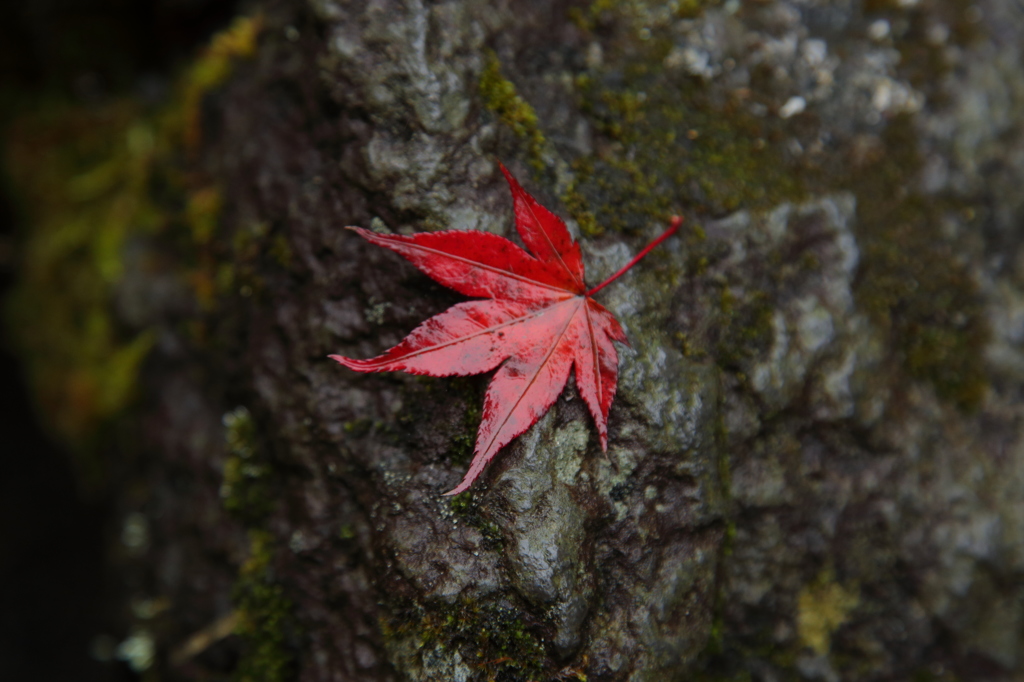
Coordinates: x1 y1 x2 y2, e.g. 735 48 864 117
8 0 1024 681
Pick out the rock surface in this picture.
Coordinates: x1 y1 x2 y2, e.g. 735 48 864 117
7 0 1024 681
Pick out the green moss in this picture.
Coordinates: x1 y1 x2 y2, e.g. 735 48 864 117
269 233 293 269
696 413 735 669
221 406 295 679
386 596 547 681
338 524 356 540
397 374 483 468
232 530 296 682
448 382 482 469
3 15 264 479
342 418 375 438
848 117 989 410
446 490 504 551
675 0 719 18
447 492 474 516
478 51 546 170
570 4 805 237
580 88 804 233
220 407 275 524
701 531 733 661
219 409 295 680
187 186 223 245
713 290 774 372
177 15 264 153
562 182 601 237
4 102 159 474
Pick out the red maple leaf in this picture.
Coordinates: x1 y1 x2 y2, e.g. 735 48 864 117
331 164 680 495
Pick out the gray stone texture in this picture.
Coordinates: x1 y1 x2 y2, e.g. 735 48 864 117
92 0 1024 680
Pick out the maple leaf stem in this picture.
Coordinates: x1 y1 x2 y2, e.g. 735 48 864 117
586 216 683 297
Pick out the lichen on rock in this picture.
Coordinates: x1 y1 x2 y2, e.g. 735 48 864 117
9 0 1024 680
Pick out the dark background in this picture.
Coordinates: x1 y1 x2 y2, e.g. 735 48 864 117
0 1 239 679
